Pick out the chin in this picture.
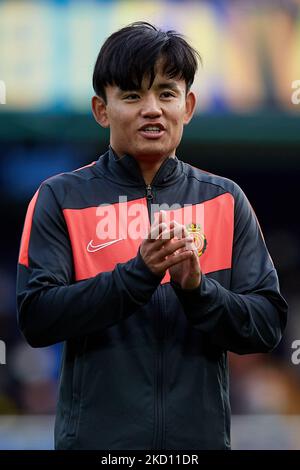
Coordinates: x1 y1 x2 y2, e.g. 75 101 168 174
133 146 170 160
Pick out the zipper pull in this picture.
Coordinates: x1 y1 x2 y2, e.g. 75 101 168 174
146 184 153 200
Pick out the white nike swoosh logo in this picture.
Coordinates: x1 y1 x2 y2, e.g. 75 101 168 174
87 238 123 253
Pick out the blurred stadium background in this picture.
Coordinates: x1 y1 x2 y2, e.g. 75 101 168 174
0 0 300 449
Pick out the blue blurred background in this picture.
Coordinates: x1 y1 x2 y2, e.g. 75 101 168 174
0 0 300 449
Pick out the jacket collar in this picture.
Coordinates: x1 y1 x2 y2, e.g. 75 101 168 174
96 146 184 188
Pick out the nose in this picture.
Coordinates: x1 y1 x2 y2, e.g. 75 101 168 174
140 94 162 118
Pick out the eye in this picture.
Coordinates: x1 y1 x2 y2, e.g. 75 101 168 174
123 93 140 100
161 91 176 99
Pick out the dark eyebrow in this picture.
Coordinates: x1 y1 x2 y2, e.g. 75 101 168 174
117 81 181 94
117 88 139 95
155 82 180 91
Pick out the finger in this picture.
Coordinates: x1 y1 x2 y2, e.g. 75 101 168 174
148 222 168 240
154 219 186 241
152 238 191 260
158 210 167 224
154 239 191 263
189 251 201 272
187 252 202 280
157 223 193 242
157 224 177 241
160 250 193 271
171 220 187 239
185 238 198 254
162 237 194 256
149 210 170 240
150 237 193 263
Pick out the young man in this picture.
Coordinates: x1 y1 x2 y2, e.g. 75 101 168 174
17 22 287 450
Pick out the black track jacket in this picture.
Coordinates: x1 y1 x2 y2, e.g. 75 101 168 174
17 148 287 450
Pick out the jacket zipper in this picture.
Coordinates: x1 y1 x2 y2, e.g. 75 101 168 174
145 184 165 450
145 184 153 222
151 288 165 451
156 303 165 450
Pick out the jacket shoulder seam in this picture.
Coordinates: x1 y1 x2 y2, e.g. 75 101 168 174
182 167 236 197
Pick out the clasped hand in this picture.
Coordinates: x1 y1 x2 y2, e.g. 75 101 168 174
140 211 201 290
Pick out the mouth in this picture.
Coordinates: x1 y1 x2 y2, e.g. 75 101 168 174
138 123 165 139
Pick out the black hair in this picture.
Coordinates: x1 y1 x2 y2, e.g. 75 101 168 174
93 21 201 102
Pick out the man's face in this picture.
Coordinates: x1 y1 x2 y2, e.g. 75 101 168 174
93 65 196 161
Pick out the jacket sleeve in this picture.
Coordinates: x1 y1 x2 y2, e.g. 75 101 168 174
171 184 288 354
17 183 162 347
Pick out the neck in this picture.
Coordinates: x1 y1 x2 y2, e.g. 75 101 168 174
134 154 174 185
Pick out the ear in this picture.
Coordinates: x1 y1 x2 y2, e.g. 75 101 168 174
91 95 110 128
183 91 196 125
